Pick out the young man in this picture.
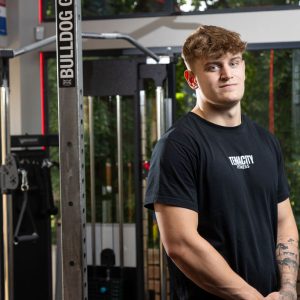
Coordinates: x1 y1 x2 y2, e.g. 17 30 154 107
145 25 299 299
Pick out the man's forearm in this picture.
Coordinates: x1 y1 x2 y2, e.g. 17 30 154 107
276 237 299 298
155 204 264 299
169 234 264 300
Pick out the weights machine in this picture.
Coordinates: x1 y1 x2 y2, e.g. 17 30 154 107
0 0 175 298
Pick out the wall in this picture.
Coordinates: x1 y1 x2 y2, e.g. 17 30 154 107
7 0 41 135
43 9 300 51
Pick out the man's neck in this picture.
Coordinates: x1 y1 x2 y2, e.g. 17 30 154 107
191 101 242 127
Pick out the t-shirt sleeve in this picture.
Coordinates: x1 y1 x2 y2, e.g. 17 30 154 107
144 138 198 212
274 137 290 203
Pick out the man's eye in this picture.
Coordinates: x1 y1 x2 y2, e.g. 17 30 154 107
207 64 220 71
230 60 241 68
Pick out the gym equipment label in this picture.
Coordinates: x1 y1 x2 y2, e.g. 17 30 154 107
56 0 75 88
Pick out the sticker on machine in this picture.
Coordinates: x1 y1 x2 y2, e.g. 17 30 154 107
56 0 76 88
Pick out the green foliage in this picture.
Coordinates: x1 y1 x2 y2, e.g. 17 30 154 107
45 0 299 18
243 50 300 227
242 51 269 128
206 0 299 10
175 57 196 119
176 49 300 228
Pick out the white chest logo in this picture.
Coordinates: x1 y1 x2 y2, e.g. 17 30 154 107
228 155 254 169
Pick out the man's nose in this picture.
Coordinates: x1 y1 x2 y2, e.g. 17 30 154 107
220 65 233 81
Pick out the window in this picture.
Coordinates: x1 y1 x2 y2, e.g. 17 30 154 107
46 47 300 227
176 48 300 226
43 0 300 20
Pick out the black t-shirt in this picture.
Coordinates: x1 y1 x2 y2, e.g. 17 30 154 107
144 112 289 300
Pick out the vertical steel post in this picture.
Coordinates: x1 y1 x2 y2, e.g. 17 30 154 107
140 91 146 159
156 86 166 136
156 86 167 300
55 0 87 299
140 89 149 296
156 87 162 139
116 95 124 268
88 96 96 267
1 61 14 300
134 90 144 300
164 98 173 131
166 61 176 125
55 221 62 300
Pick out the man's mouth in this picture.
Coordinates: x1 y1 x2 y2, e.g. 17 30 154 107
219 83 237 88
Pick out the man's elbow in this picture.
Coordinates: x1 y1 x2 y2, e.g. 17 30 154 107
162 237 194 262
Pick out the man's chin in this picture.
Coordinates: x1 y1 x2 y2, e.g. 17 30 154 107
211 98 241 110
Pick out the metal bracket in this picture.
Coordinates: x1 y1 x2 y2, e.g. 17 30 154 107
34 26 45 41
0 154 19 193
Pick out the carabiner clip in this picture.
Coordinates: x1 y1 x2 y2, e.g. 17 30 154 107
19 169 29 192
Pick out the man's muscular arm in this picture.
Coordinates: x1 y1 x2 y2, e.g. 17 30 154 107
276 199 298 299
154 203 264 300
266 199 299 300
276 237 298 299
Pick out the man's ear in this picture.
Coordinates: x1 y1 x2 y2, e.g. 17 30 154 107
184 70 198 90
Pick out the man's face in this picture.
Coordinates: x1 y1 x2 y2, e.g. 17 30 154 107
184 52 246 108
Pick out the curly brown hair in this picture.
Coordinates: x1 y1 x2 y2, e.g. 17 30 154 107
182 25 247 69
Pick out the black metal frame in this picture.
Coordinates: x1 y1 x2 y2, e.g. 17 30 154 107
0 53 13 300
82 58 144 300
44 55 175 299
42 0 300 22
11 146 57 300
42 39 300 70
